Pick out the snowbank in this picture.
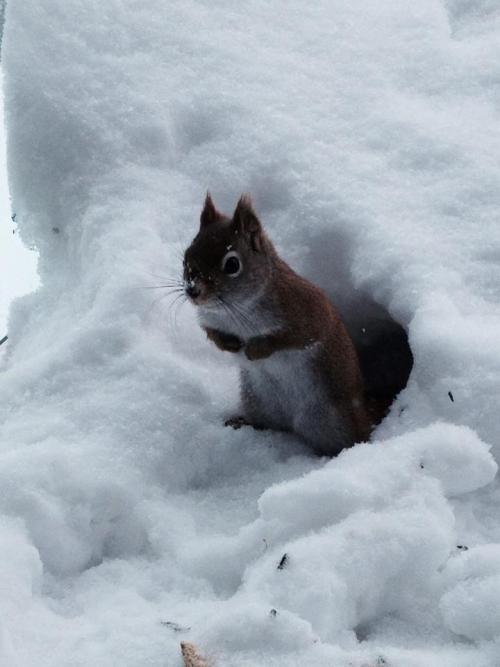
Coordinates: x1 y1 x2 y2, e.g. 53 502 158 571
1 0 500 665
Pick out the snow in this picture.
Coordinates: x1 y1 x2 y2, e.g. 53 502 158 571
0 74 38 339
441 544 500 641
1 0 500 665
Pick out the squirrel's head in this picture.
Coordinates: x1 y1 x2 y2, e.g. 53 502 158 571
183 194 274 307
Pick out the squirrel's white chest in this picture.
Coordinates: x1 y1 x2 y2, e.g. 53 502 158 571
242 346 324 430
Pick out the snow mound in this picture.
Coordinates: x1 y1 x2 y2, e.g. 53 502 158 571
2 0 500 665
0 443 148 575
245 499 453 642
191 423 495 653
259 423 497 534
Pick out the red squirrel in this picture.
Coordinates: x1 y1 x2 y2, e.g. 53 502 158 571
183 194 371 456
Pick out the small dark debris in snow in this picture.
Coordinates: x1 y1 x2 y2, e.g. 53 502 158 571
0 335 8 346
11 213 16 222
419 462 424 469
448 391 454 402
160 621 191 633
277 553 288 570
456 545 469 551
262 538 268 551
399 405 407 416
52 226 60 234
269 609 278 617
354 659 389 667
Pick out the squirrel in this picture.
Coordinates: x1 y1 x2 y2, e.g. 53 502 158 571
183 193 372 456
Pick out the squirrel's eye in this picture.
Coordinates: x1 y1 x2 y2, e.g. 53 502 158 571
222 251 242 277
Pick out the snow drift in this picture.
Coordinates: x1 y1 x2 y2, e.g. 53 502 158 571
1 1 500 665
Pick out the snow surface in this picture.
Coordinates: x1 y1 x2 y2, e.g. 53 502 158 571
2 1 500 665
0 74 39 338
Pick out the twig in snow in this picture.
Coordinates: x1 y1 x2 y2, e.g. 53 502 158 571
160 620 191 632
0 335 7 346
277 553 288 570
448 391 454 403
180 642 210 667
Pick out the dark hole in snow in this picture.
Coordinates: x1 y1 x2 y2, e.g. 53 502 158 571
354 620 372 642
354 314 414 424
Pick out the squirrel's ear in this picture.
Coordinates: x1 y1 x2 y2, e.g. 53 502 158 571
233 195 263 251
200 192 222 228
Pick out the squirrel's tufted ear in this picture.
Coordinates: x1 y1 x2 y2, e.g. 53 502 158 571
200 192 222 228
233 195 263 251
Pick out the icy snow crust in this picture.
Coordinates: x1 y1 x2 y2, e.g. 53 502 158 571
2 1 500 665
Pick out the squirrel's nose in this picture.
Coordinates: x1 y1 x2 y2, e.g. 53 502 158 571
186 283 201 299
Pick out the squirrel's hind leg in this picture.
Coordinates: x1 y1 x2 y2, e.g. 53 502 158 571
293 401 353 457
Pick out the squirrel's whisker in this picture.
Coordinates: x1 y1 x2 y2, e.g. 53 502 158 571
139 285 185 291
217 297 254 336
172 294 187 330
167 292 186 331
145 289 185 329
228 300 259 335
221 297 257 335
147 270 184 285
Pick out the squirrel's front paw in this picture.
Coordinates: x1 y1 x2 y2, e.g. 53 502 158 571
219 334 243 353
205 327 243 353
245 336 273 361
